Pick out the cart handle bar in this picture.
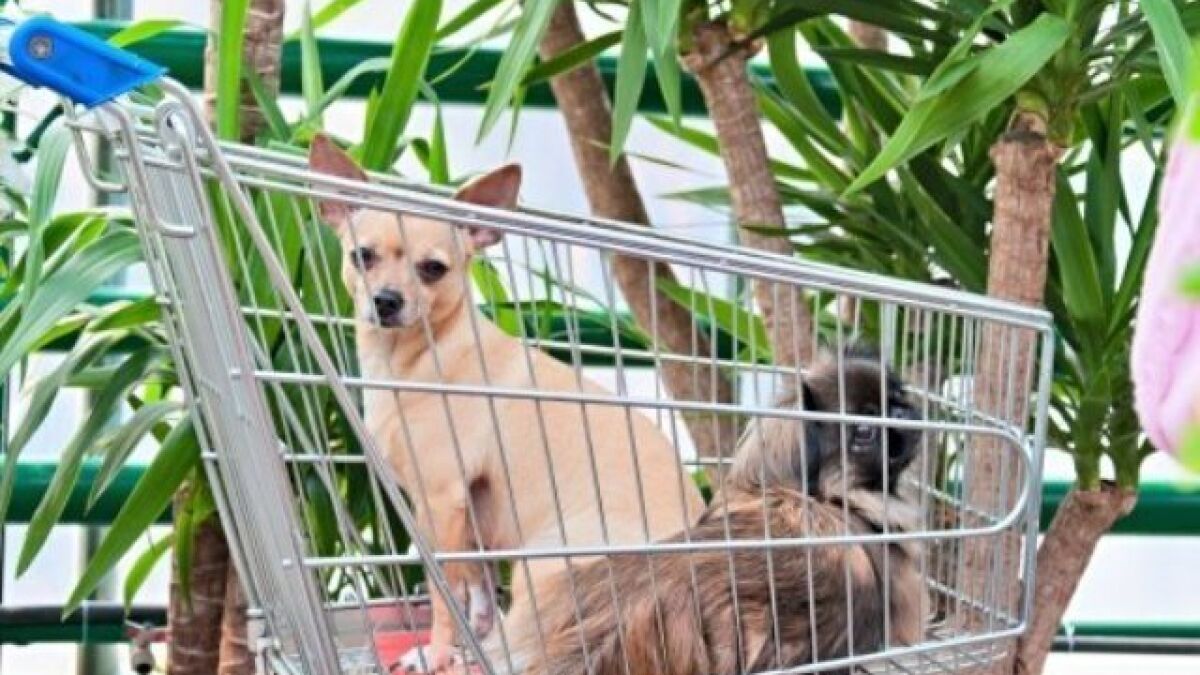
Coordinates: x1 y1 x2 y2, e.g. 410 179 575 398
0 15 163 107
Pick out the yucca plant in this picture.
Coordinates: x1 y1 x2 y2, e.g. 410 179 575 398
466 1 889 464
643 1 1191 671
0 3 481 671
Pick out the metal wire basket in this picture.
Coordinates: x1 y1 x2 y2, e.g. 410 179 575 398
60 77 1054 675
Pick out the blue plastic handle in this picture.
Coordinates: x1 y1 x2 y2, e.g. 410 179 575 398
0 16 165 107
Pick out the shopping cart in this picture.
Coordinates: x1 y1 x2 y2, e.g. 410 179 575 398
5 17 1055 675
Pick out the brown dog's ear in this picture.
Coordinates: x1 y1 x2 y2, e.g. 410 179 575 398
309 134 367 229
454 164 521 249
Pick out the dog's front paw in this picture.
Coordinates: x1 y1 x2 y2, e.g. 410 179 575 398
467 583 496 637
396 643 457 673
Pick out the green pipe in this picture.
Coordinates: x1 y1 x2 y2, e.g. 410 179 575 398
1054 621 1200 655
5 460 169 526
8 455 1200 536
1039 480 1200 536
71 20 842 118
1057 621 1200 640
0 604 164 644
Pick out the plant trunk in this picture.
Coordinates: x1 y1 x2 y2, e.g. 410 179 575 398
538 2 739 462
1014 484 1136 674
168 484 230 675
204 0 285 144
167 2 285 672
682 20 814 371
218 561 254 674
848 22 887 51
960 111 1062 672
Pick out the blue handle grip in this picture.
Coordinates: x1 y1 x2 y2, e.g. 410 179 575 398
0 16 165 107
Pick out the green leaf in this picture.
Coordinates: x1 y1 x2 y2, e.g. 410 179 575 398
437 0 506 40
300 1 326 126
245 68 291 142
771 0 951 44
1111 172 1162 331
656 278 772 362
303 470 342 559
65 417 200 616
92 297 163 332
477 0 558 142
471 258 510 305
216 0 250 141
1142 0 1194 109
639 0 681 125
20 124 72 308
309 57 391 124
1051 173 1105 323
175 479 216 613
661 185 733 208
285 0 365 40
813 47 934 76
107 18 186 47
641 0 681 58
472 259 523 334
912 0 1015 104
1180 263 1200 298
801 19 904 133
0 230 143 379
173 478 198 611
123 534 174 609
0 333 123 525
767 30 848 157
88 401 184 509
5 213 110 299
1180 423 1200 473
915 56 984 103
359 0 442 170
1082 97 1123 298
611 0 649 162
521 30 622 87
19 346 162 575
845 13 1070 195
428 102 449 185
644 115 811 182
759 89 851 191
893 168 987 291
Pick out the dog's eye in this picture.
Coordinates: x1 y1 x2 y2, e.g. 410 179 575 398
416 259 449 283
350 247 377 270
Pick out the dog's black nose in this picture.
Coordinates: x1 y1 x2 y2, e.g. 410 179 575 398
373 290 405 324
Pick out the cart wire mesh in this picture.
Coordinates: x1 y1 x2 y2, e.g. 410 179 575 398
65 80 1054 675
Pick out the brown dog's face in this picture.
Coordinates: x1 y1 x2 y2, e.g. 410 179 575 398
802 355 920 495
308 134 520 330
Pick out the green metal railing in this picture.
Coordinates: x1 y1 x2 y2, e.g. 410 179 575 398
73 20 842 118
8 459 1200 536
0 20 1195 656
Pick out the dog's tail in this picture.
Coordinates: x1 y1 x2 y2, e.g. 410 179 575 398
518 557 709 675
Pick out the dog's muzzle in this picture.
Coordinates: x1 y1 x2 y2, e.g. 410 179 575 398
372 290 405 327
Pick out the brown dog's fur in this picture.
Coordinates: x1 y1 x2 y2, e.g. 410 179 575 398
308 136 703 673
521 352 928 675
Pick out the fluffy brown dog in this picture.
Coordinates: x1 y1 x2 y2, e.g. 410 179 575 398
519 351 928 675
307 136 703 673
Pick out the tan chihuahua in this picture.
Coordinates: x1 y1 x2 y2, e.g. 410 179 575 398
308 136 703 673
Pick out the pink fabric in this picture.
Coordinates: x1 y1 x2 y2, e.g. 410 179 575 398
1132 138 1200 455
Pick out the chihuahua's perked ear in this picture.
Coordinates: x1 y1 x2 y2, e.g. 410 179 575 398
454 164 522 250
308 134 368 229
